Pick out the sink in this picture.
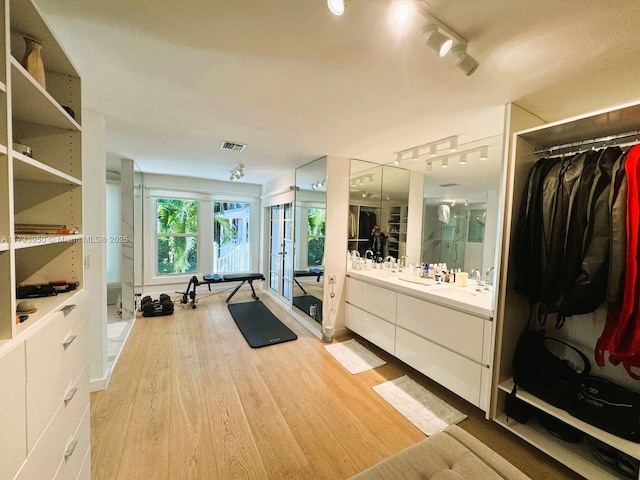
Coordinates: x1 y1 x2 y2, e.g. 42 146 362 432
398 276 435 286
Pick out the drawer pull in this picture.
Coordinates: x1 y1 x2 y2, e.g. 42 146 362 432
61 304 77 317
64 387 77 404
64 440 78 460
62 335 77 349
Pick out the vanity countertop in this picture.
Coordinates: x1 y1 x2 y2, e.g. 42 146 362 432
347 267 494 319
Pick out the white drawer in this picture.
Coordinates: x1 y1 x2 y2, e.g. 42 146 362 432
61 318 89 389
346 303 395 355
395 327 482 407
18 363 90 480
54 403 90 480
60 291 88 338
25 312 66 452
396 294 485 363
346 277 397 322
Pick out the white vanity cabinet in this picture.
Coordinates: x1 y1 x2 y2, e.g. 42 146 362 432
346 277 397 354
345 271 494 411
395 293 492 408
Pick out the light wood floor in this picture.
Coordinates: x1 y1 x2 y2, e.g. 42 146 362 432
90 289 582 480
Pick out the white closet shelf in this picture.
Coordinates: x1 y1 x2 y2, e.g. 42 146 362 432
499 378 640 459
0 242 8 252
0 144 7 155
494 414 628 480
14 234 82 249
10 58 81 131
14 289 83 338
13 151 81 185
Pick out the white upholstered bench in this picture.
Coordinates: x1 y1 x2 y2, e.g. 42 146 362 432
349 425 530 480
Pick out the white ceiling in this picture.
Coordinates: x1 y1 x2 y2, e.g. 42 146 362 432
34 0 640 185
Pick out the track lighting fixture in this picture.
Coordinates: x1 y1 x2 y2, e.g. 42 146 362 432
422 24 452 57
412 149 419 161
393 1 412 24
426 161 432 171
229 164 244 182
449 136 458 152
479 146 488 161
441 158 448 168
399 137 489 170
451 44 480 77
327 0 347 16
429 144 437 157
311 179 326 190
458 152 467 165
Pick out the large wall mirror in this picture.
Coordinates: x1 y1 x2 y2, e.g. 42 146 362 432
420 134 502 282
348 159 410 262
293 157 326 329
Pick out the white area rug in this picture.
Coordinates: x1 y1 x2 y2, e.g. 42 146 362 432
373 375 467 436
324 339 387 374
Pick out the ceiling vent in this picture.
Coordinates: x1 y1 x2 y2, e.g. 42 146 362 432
219 141 247 153
439 183 459 188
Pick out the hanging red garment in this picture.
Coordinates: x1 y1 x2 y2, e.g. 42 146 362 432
595 144 640 377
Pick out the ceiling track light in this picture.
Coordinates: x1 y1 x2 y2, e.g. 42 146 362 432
441 158 449 168
422 24 452 57
479 146 488 160
449 136 458 152
393 1 412 24
459 153 467 165
327 0 347 16
426 161 432 171
451 44 480 76
229 164 244 182
411 148 420 161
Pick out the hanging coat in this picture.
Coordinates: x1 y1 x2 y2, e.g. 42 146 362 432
596 145 640 378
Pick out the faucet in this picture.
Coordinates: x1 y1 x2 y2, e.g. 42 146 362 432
364 249 374 260
470 268 482 283
484 267 495 286
399 255 411 270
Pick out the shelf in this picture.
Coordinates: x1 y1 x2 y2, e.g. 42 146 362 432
499 378 640 459
13 151 81 185
495 414 627 480
0 243 8 252
14 234 82 249
0 80 5 93
518 100 640 148
10 0 80 77
10 58 81 131
14 288 83 338
0 144 7 155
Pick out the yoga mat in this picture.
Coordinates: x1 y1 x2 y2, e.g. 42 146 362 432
292 295 323 323
228 301 297 348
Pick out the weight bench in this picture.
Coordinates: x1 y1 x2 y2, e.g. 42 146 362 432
180 273 265 308
293 267 324 294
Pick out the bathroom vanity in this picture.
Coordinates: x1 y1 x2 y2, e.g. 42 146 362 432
345 268 494 412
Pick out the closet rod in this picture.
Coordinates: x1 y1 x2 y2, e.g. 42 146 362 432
534 130 640 156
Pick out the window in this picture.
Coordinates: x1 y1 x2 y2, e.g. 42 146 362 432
307 207 326 266
156 198 198 275
213 201 252 273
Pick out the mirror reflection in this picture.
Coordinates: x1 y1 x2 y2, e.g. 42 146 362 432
420 134 502 279
348 160 410 263
293 158 326 327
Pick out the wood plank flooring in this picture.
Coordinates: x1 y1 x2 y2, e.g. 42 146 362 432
91 289 582 480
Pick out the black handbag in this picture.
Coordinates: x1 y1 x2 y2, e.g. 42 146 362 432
513 329 591 409
569 376 640 442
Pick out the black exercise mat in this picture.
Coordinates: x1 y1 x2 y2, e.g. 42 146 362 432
228 301 297 348
292 295 323 324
